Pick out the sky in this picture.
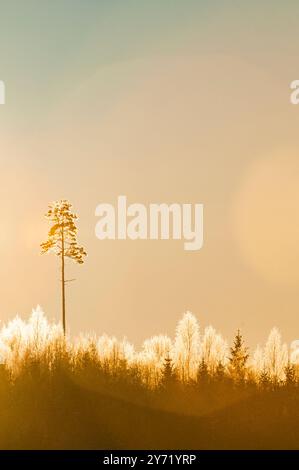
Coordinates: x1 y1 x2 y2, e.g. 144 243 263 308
1 1 299 348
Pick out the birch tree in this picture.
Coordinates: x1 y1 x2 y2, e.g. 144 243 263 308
174 311 200 381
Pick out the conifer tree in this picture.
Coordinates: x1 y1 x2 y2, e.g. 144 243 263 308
259 368 271 389
284 361 296 387
41 200 87 334
229 329 249 383
197 358 209 386
161 355 176 388
215 361 226 382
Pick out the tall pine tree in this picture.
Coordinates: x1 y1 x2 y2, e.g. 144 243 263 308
41 200 87 334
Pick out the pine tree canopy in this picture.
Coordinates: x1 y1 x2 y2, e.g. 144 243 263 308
41 200 87 264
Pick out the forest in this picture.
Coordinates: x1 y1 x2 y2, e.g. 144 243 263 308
0 308 298 449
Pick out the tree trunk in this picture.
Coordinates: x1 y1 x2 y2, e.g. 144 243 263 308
61 228 66 335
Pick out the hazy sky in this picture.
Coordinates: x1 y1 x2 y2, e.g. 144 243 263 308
1 1 299 348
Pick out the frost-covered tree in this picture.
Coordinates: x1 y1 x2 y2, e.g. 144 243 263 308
140 336 172 387
142 335 172 366
201 326 228 374
97 334 134 373
251 345 265 383
264 328 288 382
174 311 200 382
41 200 87 334
290 340 299 365
252 346 264 371
200 326 215 368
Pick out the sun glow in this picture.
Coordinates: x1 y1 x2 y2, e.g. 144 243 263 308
233 152 299 285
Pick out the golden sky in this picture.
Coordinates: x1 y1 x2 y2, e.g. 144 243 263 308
1 1 299 348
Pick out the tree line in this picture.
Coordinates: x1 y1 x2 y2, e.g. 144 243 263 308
0 308 297 390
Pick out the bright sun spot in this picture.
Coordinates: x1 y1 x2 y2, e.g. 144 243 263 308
232 152 299 285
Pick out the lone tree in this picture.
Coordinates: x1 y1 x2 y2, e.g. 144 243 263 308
41 200 87 334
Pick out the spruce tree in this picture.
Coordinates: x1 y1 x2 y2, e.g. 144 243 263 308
215 361 225 382
259 368 270 389
197 358 209 386
161 355 176 388
284 361 296 387
229 329 249 383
